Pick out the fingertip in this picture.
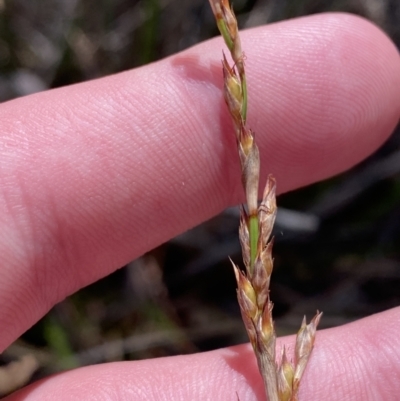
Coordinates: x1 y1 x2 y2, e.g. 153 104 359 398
241 12 400 193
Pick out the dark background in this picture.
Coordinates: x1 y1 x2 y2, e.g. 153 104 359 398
0 0 399 396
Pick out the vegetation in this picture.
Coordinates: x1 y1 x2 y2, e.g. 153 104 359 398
0 0 399 397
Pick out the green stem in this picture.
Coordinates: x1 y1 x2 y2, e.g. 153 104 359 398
217 19 234 53
249 213 259 273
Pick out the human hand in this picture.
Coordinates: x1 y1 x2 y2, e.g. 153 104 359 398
1 12 399 401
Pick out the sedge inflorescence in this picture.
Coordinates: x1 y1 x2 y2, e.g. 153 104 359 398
208 1 322 400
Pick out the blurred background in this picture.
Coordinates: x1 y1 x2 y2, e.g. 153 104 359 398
0 0 399 396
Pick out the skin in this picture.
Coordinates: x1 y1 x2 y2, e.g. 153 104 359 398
0 12 399 401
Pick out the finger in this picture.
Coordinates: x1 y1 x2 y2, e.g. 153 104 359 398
5 307 400 401
1 13 399 351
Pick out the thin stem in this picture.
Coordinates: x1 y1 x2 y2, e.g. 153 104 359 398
248 213 258 273
217 18 234 52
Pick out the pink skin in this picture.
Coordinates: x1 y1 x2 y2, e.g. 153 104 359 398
0 12 399 400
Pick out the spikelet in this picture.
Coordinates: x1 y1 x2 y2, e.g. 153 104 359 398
208 1 322 400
